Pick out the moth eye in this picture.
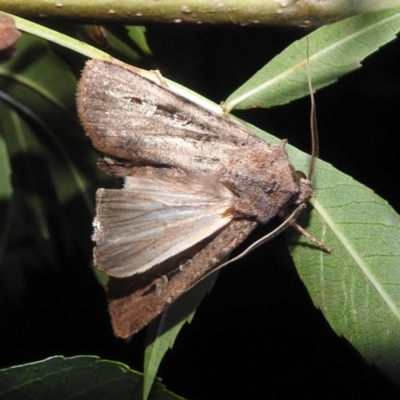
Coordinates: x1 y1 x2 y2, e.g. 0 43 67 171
296 170 307 179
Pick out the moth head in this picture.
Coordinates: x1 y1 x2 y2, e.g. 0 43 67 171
294 170 314 205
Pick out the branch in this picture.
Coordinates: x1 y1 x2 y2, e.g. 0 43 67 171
2 0 400 27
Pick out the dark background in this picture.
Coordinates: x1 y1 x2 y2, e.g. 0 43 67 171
1 23 400 398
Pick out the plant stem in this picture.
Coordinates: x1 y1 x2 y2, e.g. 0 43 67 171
1 0 400 27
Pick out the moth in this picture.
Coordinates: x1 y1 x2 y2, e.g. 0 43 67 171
77 59 317 338
0 13 20 63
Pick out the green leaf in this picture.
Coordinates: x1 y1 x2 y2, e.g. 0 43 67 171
292 155 400 383
225 7 400 111
0 356 183 400
0 32 117 277
11 13 112 60
143 273 218 400
224 11 400 381
144 320 189 400
74 25 152 64
0 133 12 199
236 122 400 383
0 34 95 209
105 25 153 62
6 10 400 390
97 26 151 63
0 34 94 242
126 26 153 56
0 132 12 267
0 103 51 240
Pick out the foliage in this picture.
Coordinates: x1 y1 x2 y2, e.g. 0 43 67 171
1 8 400 399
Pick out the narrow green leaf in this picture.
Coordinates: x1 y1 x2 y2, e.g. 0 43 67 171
0 132 12 199
126 26 153 56
103 26 153 63
0 103 51 240
0 32 118 277
144 319 188 400
6 11 399 388
10 13 112 61
143 274 218 400
0 356 183 400
0 131 12 267
236 123 400 382
291 155 400 383
100 27 144 62
225 7 400 111
0 33 97 210
11 13 222 117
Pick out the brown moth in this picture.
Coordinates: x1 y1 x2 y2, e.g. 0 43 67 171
0 13 20 63
77 59 314 338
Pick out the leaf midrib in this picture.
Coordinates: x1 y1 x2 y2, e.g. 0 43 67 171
228 11 400 110
311 197 400 323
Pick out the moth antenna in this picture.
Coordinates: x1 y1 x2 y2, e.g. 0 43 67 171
307 37 319 182
286 39 332 252
194 204 307 284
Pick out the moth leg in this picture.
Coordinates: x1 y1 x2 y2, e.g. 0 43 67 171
150 69 168 86
288 219 332 253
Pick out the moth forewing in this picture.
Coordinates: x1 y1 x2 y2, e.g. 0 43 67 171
77 59 314 337
107 219 257 338
77 59 310 225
